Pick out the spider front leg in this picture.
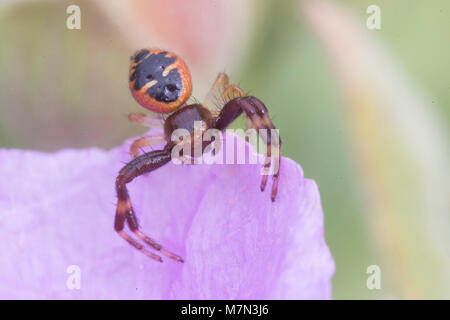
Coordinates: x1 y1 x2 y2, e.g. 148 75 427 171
128 112 164 128
217 84 254 133
214 96 282 201
115 145 184 262
127 113 166 158
203 72 252 131
203 72 230 112
129 134 166 158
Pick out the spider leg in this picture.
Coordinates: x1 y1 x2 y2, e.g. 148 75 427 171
130 134 166 158
218 84 246 102
202 73 251 129
216 84 253 133
203 72 230 111
128 112 163 128
246 116 253 132
214 96 282 201
115 145 184 262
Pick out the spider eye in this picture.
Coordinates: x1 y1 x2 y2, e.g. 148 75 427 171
129 49 192 113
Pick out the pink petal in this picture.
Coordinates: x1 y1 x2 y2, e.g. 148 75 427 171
0 133 334 299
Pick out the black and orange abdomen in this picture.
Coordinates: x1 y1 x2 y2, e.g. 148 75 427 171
129 49 192 113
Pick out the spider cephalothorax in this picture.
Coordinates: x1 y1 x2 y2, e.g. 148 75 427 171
115 49 282 262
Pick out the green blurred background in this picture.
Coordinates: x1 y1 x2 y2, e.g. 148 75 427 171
0 0 448 299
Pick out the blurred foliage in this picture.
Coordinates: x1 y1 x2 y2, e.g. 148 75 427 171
0 0 448 299
0 1 141 149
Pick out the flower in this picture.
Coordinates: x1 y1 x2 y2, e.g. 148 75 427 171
0 132 334 299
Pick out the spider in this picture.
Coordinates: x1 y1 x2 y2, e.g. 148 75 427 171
115 49 282 263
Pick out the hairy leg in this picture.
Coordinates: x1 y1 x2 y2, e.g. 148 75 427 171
128 112 164 128
130 134 166 158
214 96 282 201
218 84 253 132
202 73 251 129
115 146 183 262
203 72 230 112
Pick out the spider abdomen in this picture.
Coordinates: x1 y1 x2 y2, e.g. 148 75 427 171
129 49 192 113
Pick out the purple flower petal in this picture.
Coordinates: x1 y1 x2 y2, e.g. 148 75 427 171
0 132 334 299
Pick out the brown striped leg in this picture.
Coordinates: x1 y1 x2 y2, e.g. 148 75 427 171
202 73 250 128
218 84 254 136
259 129 281 201
115 147 184 262
214 96 282 201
